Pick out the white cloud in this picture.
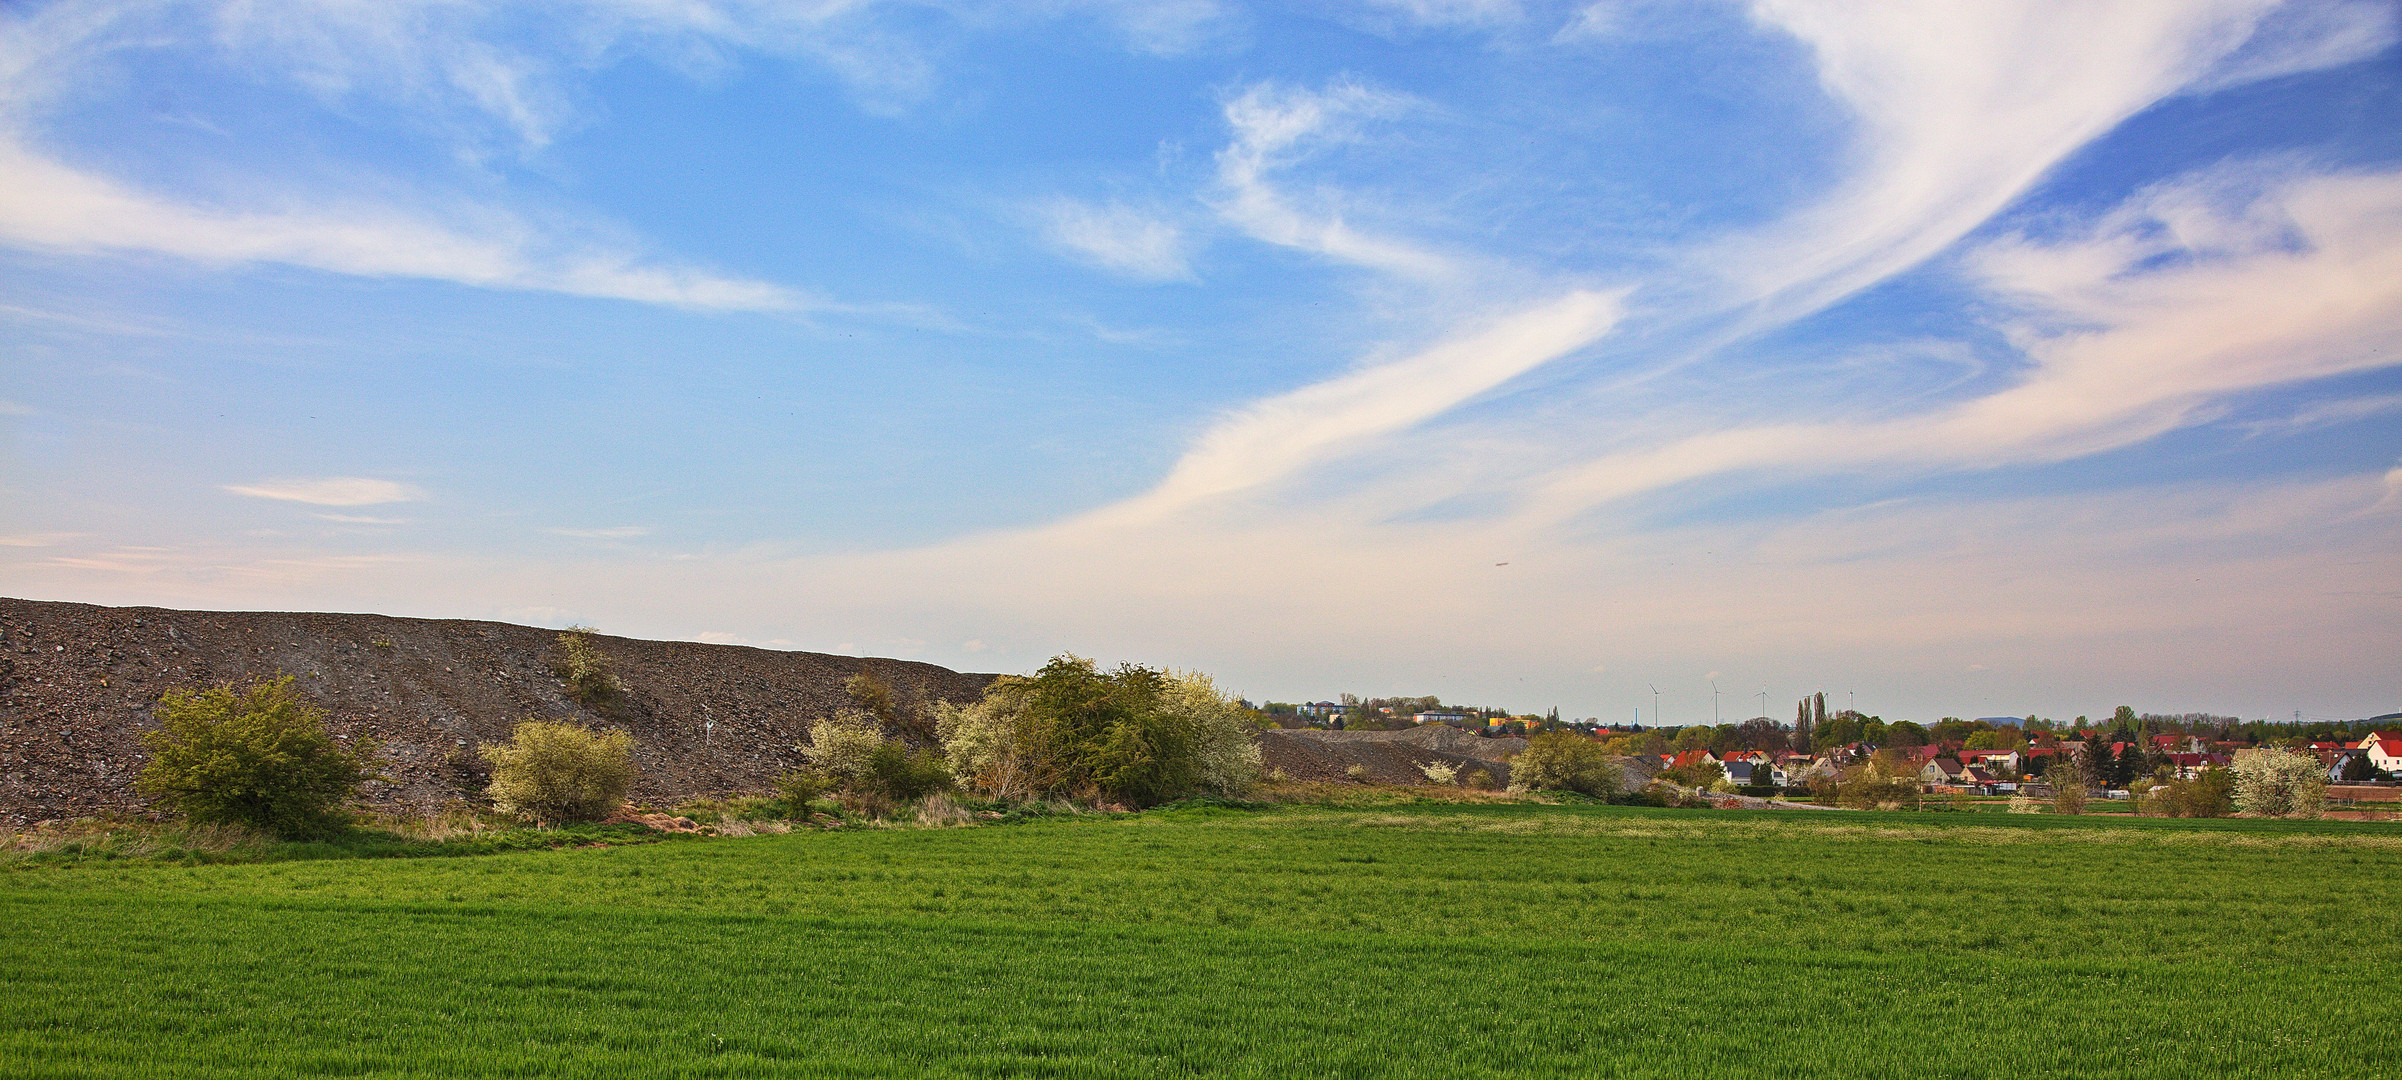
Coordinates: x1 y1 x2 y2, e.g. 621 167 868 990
1359 0 1523 29
1211 80 1456 279
224 477 429 506
1715 0 2307 326
0 139 803 311
1528 164 2402 517
2243 392 2402 436
0 532 81 547
314 513 411 524
1551 2 1623 42
548 526 652 539
1096 289 1624 521
2190 0 2400 92
1037 198 1193 280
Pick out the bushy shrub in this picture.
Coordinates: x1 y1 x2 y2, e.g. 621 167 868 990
935 676 1040 800
1158 670 1263 797
866 741 953 801
2138 768 2233 818
1837 766 1920 810
553 627 623 710
1508 732 1622 797
2231 749 2324 818
935 657 1260 807
802 710 887 784
136 676 378 838
1417 761 1457 785
1660 760 1725 789
801 710 951 812
1464 767 1497 790
481 720 637 823
1345 763 1370 781
770 768 833 818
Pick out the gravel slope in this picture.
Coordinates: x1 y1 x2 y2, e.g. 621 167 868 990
0 597 998 825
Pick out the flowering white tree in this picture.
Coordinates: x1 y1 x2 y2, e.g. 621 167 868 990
2230 748 2325 818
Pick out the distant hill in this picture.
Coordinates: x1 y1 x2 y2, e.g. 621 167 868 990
0 598 999 825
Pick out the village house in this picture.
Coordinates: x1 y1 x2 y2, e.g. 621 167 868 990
2162 752 2231 779
2362 732 2402 773
1920 758 1965 785
1960 749 2021 774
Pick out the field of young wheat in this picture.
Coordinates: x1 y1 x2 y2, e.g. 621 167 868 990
4 804 2396 1079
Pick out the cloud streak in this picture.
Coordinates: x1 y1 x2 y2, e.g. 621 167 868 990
1715 0 2308 326
1037 198 1193 280
1095 289 1625 522
1528 164 2402 519
225 478 429 506
1210 80 1456 279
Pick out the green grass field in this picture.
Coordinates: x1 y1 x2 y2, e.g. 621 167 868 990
4 803 2398 1078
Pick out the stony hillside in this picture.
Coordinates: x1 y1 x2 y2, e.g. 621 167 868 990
0 598 999 826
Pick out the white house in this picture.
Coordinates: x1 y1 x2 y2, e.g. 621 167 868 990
2363 732 2402 773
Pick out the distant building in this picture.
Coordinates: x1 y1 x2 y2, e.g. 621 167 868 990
2363 732 2402 773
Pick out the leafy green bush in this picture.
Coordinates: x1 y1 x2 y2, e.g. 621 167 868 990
935 657 1260 807
866 741 953 802
552 626 623 711
2138 768 2233 817
770 769 833 818
481 720 637 823
1508 731 1622 797
134 676 379 839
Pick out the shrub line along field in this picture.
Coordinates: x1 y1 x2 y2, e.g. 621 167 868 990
5 802 2398 1079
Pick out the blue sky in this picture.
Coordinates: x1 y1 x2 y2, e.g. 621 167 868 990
3 0 2398 725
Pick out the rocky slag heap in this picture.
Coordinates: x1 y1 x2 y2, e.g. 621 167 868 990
0 597 998 826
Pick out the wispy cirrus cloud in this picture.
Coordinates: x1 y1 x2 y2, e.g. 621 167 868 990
1210 79 1455 279
225 477 429 506
1526 164 2402 519
1094 288 1625 522
0 141 807 310
1715 0 2308 326
1036 198 1193 280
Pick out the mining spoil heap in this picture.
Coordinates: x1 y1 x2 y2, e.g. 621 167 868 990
0 597 999 825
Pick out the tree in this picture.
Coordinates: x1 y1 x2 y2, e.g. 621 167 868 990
552 626 623 713
2051 763 2089 815
1509 731 1622 797
2338 753 2378 783
1886 721 1928 749
2230 749 2326 818
136 676 379 838
482 720 637 823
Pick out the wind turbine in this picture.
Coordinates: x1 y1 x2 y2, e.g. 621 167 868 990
1757 688 1769 719
1711 680 1722 726
1649 684 1661 728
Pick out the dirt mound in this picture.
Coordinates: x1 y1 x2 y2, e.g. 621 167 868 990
1283 724 1526 762
1258 729 1514 788
0 597 999 825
